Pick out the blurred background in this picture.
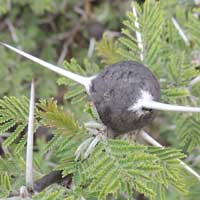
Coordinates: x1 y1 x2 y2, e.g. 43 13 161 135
0 0 199 99
0 0 133 99
0 1 200 199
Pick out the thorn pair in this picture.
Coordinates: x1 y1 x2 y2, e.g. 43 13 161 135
1 42 200 113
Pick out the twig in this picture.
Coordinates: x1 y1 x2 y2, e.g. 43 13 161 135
48 31 71 43
5 19 21 49
57 41 69 65
33 170 72 192
132 3 144 61
57 22 81 65
8 170 72 198
26 80 35 189
33 171 63 192
171 17 190 46
140 130 200 181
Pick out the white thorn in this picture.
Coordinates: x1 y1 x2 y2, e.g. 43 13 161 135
171 17 190 46
188 76 200 89
0 42 93 90
26 80 35 189
87 38 96 59
142 100 200 112
140 130 200 181
132 3 144 61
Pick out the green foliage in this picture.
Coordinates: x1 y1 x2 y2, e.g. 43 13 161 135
0 96 29 152
0 95 190 200
96 34 122 65
118 1 164 73
38 99 81 136
187 14 200 48
64 140 186 200
81 140 159 199
35 99 89 183
0 172 11 197
0 153 27 195
147 146 187 199
176 114 200 151
33 188 66 200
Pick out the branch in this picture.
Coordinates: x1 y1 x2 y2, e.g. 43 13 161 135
140 130 200 181
8 170 72 198
33 170 72 192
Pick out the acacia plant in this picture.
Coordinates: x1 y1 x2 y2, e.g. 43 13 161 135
0 0 200 200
